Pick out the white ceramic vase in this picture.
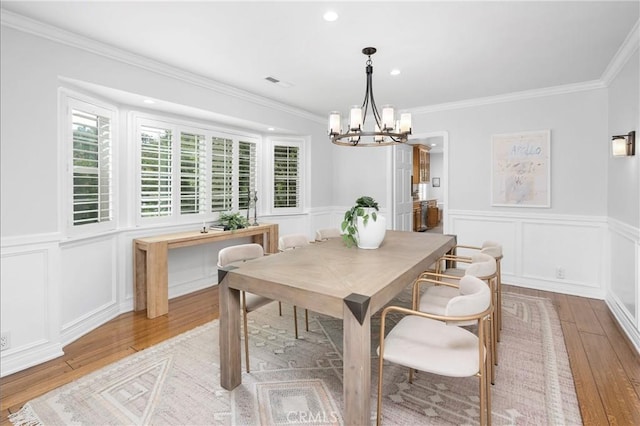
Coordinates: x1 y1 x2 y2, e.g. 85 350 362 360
356 209 386 249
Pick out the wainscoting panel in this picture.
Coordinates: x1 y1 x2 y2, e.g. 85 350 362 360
60 235 120 346
0 239 63 377
448 210 607 298
606 218 640 352
448 215 518 276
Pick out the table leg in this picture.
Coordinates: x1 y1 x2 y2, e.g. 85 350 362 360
343 297 372 426
219 270 242 390
133 243 147 312
145 242 168 319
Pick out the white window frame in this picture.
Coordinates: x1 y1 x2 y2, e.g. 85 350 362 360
133 113 261 226
60 90 118 236
265 137 306 215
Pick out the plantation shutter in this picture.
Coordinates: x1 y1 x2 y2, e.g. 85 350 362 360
71 109 112 226
238 140 257 210
140 125 173 217
211 136 233 212
273 144 300 208
180 132 206 214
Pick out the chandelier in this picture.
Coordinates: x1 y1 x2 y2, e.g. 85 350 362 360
328 47 412 146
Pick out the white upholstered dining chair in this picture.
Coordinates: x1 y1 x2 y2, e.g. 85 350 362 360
418 252 498 383
315 227 341 241
376 274 493 425
436 241 504 340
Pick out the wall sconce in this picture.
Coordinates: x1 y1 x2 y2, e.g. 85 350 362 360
611 131 635 157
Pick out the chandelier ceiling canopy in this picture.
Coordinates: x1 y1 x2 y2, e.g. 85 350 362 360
328 47 412 147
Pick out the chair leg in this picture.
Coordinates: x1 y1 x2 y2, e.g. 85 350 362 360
497 262 503 336
278 301 282 316
293 306 299 339
305 309 309 331
377 351 385 425
485 319 493 426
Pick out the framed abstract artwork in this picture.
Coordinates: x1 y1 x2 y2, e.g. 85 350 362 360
491 130 550 207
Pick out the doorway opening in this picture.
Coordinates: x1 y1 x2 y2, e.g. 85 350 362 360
391 131 449 234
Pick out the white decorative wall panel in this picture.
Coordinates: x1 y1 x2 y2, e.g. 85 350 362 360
0 241 62 377
522 222 603 288
60 236 119 344
606 219 639 352
448 215 518 276
449 210 606 298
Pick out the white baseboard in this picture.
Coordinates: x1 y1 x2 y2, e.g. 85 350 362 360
0 340 64 378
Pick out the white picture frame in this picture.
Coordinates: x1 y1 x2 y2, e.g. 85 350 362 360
491 130 550 208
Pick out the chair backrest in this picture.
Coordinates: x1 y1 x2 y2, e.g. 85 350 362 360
278 234 309 251
446 275 491 317
481 241 503 259
315 228 341 241
464 253 496 279
217 243 264 268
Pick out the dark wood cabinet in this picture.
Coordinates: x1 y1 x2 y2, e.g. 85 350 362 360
412 144 430 184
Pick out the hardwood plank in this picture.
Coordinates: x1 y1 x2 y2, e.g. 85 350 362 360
560 320 610 425
580 331 640 425
548 292 574 324
0 409 11 426
593 308 640 397
566 295 605 336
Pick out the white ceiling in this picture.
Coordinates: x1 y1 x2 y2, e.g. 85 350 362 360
2 1 639 120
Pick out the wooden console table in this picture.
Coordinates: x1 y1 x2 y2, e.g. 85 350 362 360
133 223 278 318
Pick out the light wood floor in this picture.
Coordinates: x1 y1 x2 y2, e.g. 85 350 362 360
1 285 639 425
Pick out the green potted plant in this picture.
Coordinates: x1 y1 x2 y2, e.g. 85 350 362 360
218 211 250 231
341 196 385 248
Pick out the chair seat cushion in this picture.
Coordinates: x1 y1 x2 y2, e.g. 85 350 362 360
244 292 274 312
380 315 482 377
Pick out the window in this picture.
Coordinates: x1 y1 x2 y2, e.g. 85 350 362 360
270 138 304 213
238 140 257 210
135 115 259 222
211 136 233 212
180 132 206 214
66 96 116 231
140 124 173 218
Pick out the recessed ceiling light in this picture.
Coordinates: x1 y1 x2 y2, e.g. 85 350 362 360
390 69 401 76
143 99 155 104
323 11 338 22
267 127 275 131
431 143 437 147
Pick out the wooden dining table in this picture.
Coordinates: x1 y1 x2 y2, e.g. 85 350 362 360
217 230 456 425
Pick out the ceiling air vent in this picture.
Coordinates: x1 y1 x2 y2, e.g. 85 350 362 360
264 76 293 88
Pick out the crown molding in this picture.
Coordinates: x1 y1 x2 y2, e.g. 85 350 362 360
600 19 640 86
410 79 607 115
2 9 636 120
0 9 325 125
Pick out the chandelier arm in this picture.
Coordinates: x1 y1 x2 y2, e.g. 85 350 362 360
331 131 408 146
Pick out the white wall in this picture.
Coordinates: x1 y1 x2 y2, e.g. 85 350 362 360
605 48 640 351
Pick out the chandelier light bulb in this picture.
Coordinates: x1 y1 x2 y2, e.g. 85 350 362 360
349 106 363 131
328 111 341 135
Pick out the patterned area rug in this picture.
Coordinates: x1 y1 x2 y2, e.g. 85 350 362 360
10 291 581 425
